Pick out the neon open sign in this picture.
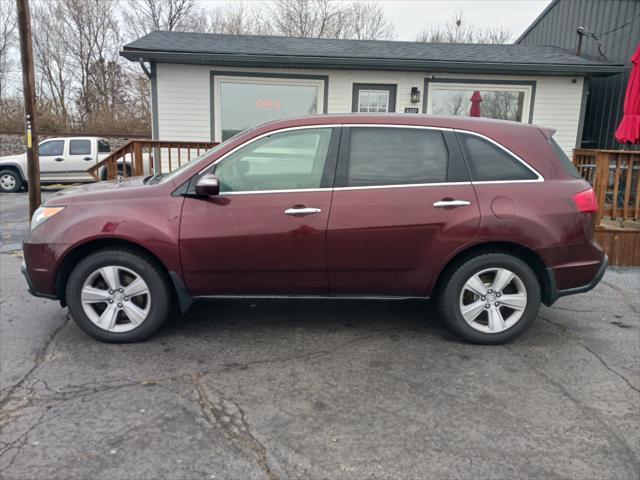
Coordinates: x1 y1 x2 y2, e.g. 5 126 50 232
256 99 281 110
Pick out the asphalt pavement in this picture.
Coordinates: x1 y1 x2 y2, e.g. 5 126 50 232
1 191 639 479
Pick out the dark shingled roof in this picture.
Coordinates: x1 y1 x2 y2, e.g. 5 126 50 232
121 31 626 76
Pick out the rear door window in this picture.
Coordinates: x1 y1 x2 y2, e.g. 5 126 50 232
458 132 538 181
345 127 448 187
69 140 91 155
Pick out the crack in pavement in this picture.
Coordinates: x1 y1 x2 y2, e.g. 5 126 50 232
192 373 279 480
3 327 387 480
0 325 407 417
0 313 71 409
538 316 639 394
539 315 569 335
582 344 640 394
505 345 640 477
549 304 638 318
601 281 639 314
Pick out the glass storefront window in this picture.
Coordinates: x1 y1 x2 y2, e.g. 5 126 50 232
218 79 322 141
429 84 530 122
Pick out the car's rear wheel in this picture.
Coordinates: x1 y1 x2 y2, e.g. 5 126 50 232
438 253 541 344
0 170 23 193
66 249 172 342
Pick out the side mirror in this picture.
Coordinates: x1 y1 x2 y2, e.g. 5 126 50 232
195 174 220 196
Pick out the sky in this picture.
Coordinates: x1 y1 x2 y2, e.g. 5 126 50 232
197 0 553 41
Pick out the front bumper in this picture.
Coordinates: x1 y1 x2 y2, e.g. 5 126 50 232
544 254 608 306
21 260 58 300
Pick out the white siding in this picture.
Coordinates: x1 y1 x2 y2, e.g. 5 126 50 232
155 63 585 156
156 64 211 141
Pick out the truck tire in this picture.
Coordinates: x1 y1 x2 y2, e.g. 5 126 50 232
0 169 23 193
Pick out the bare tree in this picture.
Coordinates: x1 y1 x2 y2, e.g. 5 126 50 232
348 1 394 40
207 2 274 36
271 0 351 39
58 0 121 126
417 11 511 44
32 1 73 127
121 0 205 39
0 0 17 102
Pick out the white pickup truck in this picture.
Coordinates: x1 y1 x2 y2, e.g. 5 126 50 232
0 137 139 193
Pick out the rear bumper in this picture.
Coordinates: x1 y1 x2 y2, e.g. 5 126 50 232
544 254 608 306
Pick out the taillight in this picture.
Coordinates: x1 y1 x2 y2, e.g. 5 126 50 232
573 188 598 213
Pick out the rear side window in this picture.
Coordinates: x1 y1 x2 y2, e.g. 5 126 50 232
458 133 538 181
347 127 448 186
550 137 581 178
98 140 111 153
69 140 91 155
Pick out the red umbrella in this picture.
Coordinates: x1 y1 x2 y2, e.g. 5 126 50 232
469 90 483 117
614 43 640 144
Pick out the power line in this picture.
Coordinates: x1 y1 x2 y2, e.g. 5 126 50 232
596 12 640 37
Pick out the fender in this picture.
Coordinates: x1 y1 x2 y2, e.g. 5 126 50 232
0 162 26 180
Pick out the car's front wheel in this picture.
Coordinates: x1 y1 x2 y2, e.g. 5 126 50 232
0 170 23 193
438 253 541 344
66 249 172 342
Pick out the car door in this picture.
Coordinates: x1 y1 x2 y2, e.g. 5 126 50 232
66 139 95 180
327 126 480 296
180 126 340 296
38 139 67 179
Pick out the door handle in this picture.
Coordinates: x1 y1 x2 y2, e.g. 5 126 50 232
54 157 64 162
433 200 471 208
83 156 93 161
284 207 322 216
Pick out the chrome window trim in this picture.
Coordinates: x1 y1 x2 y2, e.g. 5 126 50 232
223 187 331 195
333 181 471 191
195 123 544 195
220 182 473 196
454 128 545 183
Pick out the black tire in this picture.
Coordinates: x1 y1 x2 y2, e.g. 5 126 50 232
437 253 541 345
0 169 23 193
66 249 172 342
117 165 132 177
100 165 132 181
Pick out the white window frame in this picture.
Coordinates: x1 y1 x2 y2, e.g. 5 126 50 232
426 82 533 123
357 90 391 113
213 75 325 142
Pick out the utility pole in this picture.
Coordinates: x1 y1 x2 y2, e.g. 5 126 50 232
16 0 41 218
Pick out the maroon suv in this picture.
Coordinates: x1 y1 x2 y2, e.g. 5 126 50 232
22 114 606 344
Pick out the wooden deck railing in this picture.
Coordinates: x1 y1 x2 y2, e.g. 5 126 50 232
88 140 219 180
573 149 640 225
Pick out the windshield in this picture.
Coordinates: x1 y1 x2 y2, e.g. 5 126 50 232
155 129 251 184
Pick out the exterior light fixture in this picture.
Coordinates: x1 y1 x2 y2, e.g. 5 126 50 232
410 87 421 103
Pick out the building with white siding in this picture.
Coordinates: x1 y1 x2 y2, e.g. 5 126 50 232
121 31 626 157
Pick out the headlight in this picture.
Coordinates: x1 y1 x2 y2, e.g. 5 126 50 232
30 206 65 231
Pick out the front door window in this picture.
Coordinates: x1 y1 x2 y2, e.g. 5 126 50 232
215 128 333 192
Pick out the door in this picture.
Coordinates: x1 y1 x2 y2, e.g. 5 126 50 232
38 139 67 179
180 126 340 296
327 126 480 296
66 139 95 180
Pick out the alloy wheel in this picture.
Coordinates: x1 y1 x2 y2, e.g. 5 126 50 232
80 265 151 332
459 267 527 334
